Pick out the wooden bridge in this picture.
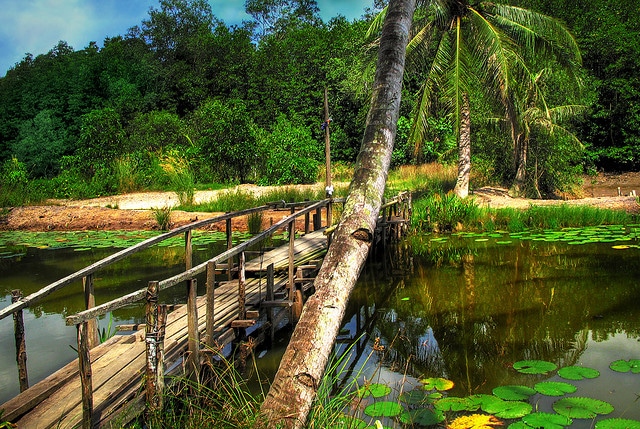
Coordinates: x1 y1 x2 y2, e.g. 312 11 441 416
0 192 411 428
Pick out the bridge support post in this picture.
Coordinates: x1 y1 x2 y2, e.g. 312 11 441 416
205 261 216 349
11 290 29 392
82 274 100 349
145 281 166 419
186 278 200 376
77 321 93 429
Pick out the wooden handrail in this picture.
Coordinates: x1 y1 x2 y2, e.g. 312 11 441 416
65 199 330 326
0 204 277 321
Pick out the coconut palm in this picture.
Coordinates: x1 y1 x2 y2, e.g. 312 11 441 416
504 68 586 197
371 0 582 197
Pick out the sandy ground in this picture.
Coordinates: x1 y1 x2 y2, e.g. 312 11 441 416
1 173 639 232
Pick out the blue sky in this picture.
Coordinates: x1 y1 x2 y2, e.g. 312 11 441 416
0 0 374 76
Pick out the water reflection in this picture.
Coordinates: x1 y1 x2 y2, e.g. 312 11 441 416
344 235 640 423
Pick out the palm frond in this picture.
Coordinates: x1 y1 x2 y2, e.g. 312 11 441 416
365 5 388 40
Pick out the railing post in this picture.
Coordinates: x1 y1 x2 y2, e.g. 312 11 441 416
266 263 275 342
288 220 295 307
226 218 233 281
238 252 246 320
185 230 193 271
11 290 29 392
314 208 322 231
77 321 93 429
82 274 99 349
186 278 200 375
205 261 216 348
145 281 166 418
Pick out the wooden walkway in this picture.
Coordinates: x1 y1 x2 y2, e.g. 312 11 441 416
1 230 328 428
0 192 411 428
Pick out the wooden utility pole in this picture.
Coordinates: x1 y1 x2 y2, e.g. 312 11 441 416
324 87 333 226
258 0 416 427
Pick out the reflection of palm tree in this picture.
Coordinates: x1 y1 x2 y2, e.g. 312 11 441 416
370 0 581 197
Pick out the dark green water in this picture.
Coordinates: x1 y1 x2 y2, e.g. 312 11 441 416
2 228 640 427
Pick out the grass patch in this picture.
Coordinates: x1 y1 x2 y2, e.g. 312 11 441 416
182 185 347 213
387 163 457 196
152 206 173 230
412 193 638 233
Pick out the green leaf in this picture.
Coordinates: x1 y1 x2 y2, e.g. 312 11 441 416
493 385 537 401
507 422 532 429
399 408 445 426
357 383 392 399
595 418 640 429
435 397 478 412
364 401 404 418
420 377 455 391
557 366 600 380
553 397 614 419
609 359 640 373
483 399 533 419
523 412 572 429
534 381 577 396
513 360 557 375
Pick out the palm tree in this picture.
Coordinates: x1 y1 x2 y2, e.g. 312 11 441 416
374 0 582 198
505 68 586 197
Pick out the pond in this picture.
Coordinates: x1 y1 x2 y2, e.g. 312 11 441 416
1 227 640 428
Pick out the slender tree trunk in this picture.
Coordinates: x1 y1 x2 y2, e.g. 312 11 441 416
453 92 471 198
258 0 416 427
512 134 528 196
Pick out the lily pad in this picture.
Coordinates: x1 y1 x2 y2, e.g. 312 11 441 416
557 366 600 380
595 418 640 429
534 381 577 396
357 383 392 399
553 397 614 419
420 377 454 391
522 412 572 429
482 398 533 419
609 359 640 373
513 360 557 375
435 396 478 412
399 408 445 426
364 401 404 418
493 385 537 401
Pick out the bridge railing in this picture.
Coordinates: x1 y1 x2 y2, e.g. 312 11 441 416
0 199 330 396
64 199 335 428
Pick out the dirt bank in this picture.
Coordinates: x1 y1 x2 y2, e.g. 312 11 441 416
1 173 639 232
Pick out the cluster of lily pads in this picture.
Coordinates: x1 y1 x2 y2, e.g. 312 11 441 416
0 230 256 259
428 225 640 248
339 359 640 429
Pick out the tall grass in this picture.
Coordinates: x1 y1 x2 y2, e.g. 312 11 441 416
411 193 638 233
387 163 457 196
152 206 173 230
161 153 195 207
185 186 342 213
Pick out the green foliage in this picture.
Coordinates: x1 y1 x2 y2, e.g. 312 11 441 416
152 206 173 231
257 115 321 185
189 98 258 184
247 212 263 235
411 193 483 232
0 157 30 206
161 151 195 206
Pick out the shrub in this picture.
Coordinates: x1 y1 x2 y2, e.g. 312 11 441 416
257 115 321 185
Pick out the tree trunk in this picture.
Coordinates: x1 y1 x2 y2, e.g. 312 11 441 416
453 92 471 198
258 0 416 427
512 134 528 196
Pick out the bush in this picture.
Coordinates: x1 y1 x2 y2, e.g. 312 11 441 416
0 157 30 206
257 115 321 185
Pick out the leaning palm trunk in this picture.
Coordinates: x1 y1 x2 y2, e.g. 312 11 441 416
258 0 416 427
453 92 471 198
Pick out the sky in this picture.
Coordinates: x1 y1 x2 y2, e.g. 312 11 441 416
0 0 374 76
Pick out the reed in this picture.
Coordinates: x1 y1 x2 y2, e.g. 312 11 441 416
151 206 173 231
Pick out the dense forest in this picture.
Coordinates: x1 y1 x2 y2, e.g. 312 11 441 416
0 0 638 205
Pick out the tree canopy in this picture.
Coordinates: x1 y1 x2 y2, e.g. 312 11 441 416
0 0 638 201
